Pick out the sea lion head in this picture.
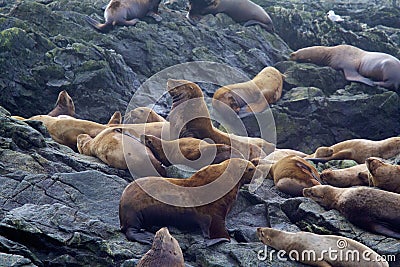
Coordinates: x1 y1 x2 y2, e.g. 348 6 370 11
303 185 338 209
141 134 164 157
320 169 335 184
125 107 152 124
314 146 334 158
167 78 204 109
48 90 75 117
152 227 181 254
257 227 283 247
365 157 386 176
77 134 93 155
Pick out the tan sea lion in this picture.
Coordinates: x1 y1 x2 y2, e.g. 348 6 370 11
187 0 274 33
366 157 400 193
269 155 321 196
142 134 244 168
47 90 75 117
212 67 284 115
86 0 162 33
136 227 185 267
77 127 166 176
125 107 167 124
290 45 400 90
11 116 26 120
257 227 389 267
167 78 275 160
307 137 400 164
28 115 107 150
119 158 258 245
107 111 122 125
303 185 400 239
320 164 369 187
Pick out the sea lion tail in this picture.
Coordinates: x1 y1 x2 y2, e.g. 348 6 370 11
85 16 112 33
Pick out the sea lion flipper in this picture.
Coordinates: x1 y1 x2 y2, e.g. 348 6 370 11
125 228 154 245
85 16 112 32
342 68 375 86
369 222 400 239
186 12 201 25
243 20 274 33
147 11 162 22
121 19 139 26
204 238 230 247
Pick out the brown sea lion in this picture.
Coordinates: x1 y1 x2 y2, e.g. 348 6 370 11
125 107 167 124
166 78 275 160
270 155 321 196
107 111 122 125
212 67 284 115
290 45 400 90
366 157 400 193
257 227 389 267
320 164 369 187
47 90 75 117
187 0 274 33
136 227 185 267
28 115 107 150
119 158 258 245
303 185 400 239
77 126 166 176
86 0 162 33
142 134 244 168
307 137 400 164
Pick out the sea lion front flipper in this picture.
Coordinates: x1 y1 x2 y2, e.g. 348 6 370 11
342 68 375 86
186 12 201 25
125 228 154 245
369 222 400 239
121 19 140 26
204 237 230 247
147 11 162 22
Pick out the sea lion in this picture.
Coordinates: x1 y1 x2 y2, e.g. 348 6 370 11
119 158 259 245
269 155 321 196
28 115 107 150
77 126 166 176
136 227 185 267
187 0 274 33
47 90 75 117
212 67 284 115
125 107 167 124
320 164 369 187
86 0 162 33
307 137 400 164
142 134 244 168
303 185 400 239
257 227 389 267
366 157 400 193
166 78 275 160
107 111 122 125
290 45 400 90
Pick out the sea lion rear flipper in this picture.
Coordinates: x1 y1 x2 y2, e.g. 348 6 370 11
125 228 154 245
85 16 112 33
243 20 274 33
342 69 375 86
204 237 230 247
369 222 400 239
147 11 162 22
296 162 322 184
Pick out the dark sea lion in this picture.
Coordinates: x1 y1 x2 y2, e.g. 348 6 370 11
125 107 167 124
306 137 400 164
270 155 321 196
119 158 258 245
166 78 275 160
187 0 274 32
142 134 244 168
320 164 369 187
77 126 166 176
366 157 400 193
86 0 162 32
136 227 185 267
303 185 400 239
213 67 284 115
47 90 75 117
290 45 400 90
257 227 389 267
